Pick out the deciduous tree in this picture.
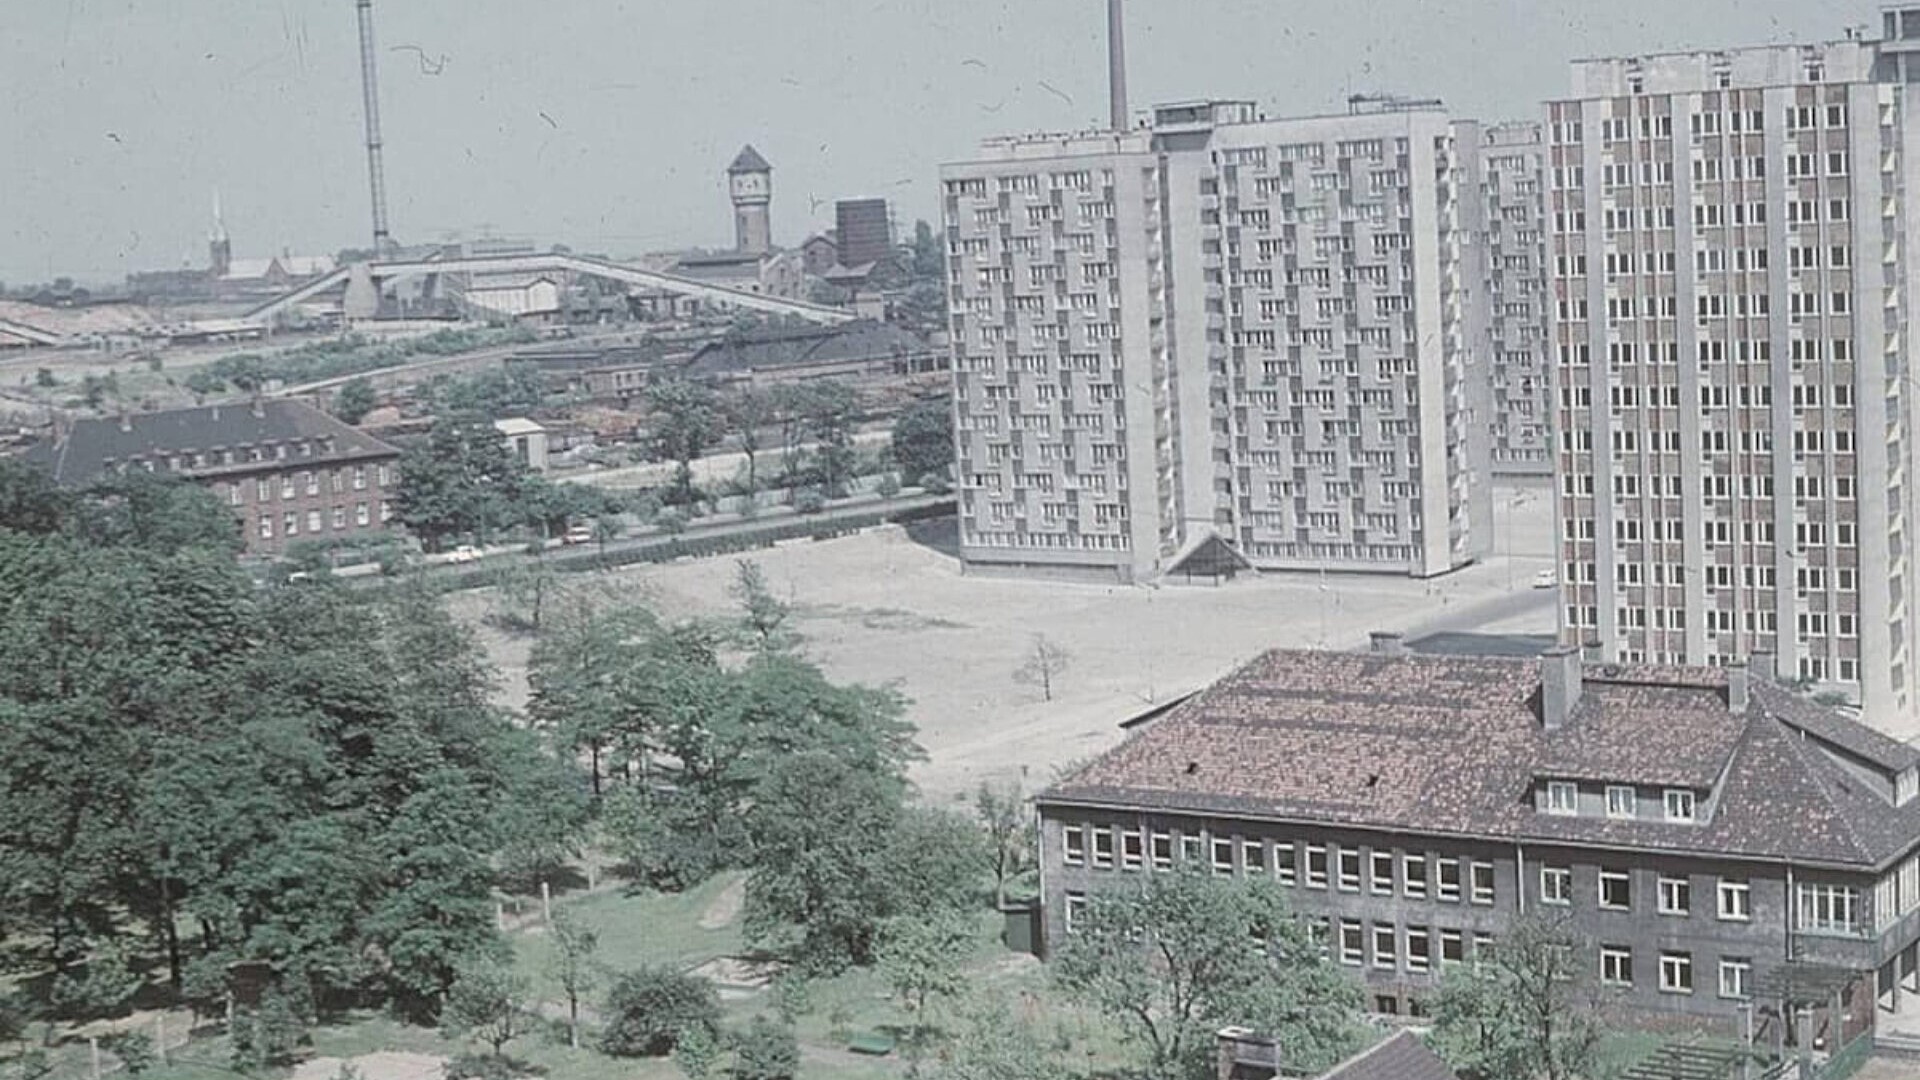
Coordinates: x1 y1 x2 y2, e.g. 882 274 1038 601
1429 914 1605 1080
1013 634 1071 703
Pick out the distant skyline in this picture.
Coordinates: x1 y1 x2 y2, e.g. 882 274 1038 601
0 0 1869 285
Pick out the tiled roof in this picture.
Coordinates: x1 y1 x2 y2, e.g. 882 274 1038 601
728 144 772 174
1317 1030 1457 1080
1042 649 1920 870
19 400 399 485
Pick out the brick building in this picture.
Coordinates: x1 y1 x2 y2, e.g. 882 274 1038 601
21 399 403 557
1037 637 1920 1040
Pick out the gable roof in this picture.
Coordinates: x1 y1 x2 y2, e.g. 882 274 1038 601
19 399 399 485
1317 1031 1457 1080
728 144 772 174
1042 649 1920 870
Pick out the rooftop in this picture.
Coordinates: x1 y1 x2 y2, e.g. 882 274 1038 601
1044 648 1920 870
1317 1030 1458 1080
727 144 772 174
683 319 933 379
19 399 399 485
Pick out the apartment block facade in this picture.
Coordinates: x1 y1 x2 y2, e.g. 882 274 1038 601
1037 640 1920 1033
940 101 1504 583
1547 18 1920 733
1480 122 1553 476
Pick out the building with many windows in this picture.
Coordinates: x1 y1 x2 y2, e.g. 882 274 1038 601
19 399 403 556
1037 635 1920 1032
1479 122 1552 476
1546 14 1920 733
940 99 1514 582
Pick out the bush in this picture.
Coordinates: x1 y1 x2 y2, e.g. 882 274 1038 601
603 787 743 891
793 489 826 515
101 1032 155 1075
656 508 689 535
729 1016 799 1080
444 1053 517 1080
230 987 311 1071
599 967 721 1058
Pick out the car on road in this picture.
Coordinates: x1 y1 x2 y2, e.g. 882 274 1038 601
1530 569 1557 589
563 523 595 545
446 545 481 564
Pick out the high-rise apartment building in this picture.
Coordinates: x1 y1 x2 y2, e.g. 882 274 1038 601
1547 14 1920 733
1480 123 1553 476
941 100 1501 583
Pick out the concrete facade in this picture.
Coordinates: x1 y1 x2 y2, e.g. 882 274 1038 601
940 101 1506 582
1547 18 1920 735
1480 122 1553 476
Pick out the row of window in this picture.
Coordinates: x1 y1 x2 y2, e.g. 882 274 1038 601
1536 865 1750 920
1542 780 1695 821
256 501 388 540
222 465 388 505
1060 826 1499 904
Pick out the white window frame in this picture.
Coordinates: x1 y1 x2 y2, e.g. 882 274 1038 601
1406 926 1431 973
1150 831 1172 872
1241 839 1265 875
1305 844 1328 889
1338 919 1364 965
1600 946 1633 987
1064 891 1087 935
1599 869 1632 910
1436 858 1462 902
1120 829 1144 871
1404 854 1428 899
1660 951 1694 994
1337 847 1362 892
1546 780 1579 815
1718 879 1752 921
1664 788 1697 822
1540 865 1573 905
1210 836 1235 874
1719 958 1752 1000
1274 842 1296 885
1370 850 1396 895
1180 834 1204 866
1372 924 1397 970
1469 861 1496 905
1091 827 1115 869
1605 785 1636 819
1658 874 1692 916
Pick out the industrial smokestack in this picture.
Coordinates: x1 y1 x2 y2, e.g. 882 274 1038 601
355 0 394 255
1108 0 1129 131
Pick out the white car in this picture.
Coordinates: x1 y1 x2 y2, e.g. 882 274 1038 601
446 545 481 564
1530 569 1557 590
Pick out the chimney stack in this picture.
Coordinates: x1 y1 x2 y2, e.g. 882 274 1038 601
1369 630 1407 656
1107 0 1129 131
1728 659 1751 715
1540 645 1583 731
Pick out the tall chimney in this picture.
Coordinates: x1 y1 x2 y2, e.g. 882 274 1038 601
1540 645 1583 731
1728 659 1751 716
1107 0 1129 131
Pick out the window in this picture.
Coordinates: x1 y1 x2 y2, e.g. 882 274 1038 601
1660 951 1694 994
1150 832 1172 871
1121 830 1144 871
1372 924 1397 969
258 514 273 539
303 471 318 496
1664 789 1697 822
1092 828 1115 869
1605 786 1636 819
1541 865 1573 905
280 476 295 500
1371 851 1396 895
1658 875 1692 916
1275 842 1296 885
1241 840 1265 875
1338 848 1362 892
355 502 370 526
1719 958 1752 999
1305 845 1328 888
353 465 367 490
1439 929 1465 966
256 477 272 501
1407 927 1432 973
305 509 321 533
1403 855 1428 899
1718 879 1752 921
331 506 346 530
1470 861 1496 905
1339 920 1364 965
1064 891 1087 935
1436 858 1461 902
1211 836 1234 874
1181 834 1204 866
283 511 298 536
1601 946 1634 987
1546 781 1578 814
1796 882 1861 934
226 484 242 507
1600 869 1632 910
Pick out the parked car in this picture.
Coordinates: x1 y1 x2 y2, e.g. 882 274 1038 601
563 523 595 545
1531 569 1557 589
447 545 481 564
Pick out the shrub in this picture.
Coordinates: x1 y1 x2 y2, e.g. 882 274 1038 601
598 967 721 1058
101 1032 155 1075
729 1016 798 1080
443 1054 518 1080
793 489 826 515
229 987 310 1070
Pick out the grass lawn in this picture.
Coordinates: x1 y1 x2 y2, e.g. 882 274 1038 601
511 872 748 1002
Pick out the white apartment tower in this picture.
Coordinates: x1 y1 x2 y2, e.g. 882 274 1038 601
941 101 1501 583
1548 11 1920 734
1480 123 1553 476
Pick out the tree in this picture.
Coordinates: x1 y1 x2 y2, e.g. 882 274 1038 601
442 960 529 1058
925 995 1072 1080
793 382 859 497
911 220 944 281
1053 871 1365 1080
546 910 600 1049
1013 634 1071 703
730 560 795 653
724 388 774 494
600 967 722 1058
647 379 722 507
1429 914 1605 1080
875 912 974 1061
974 779 1033 907
333 377 378 424
393 412 529 552
729 1015 799 1080
891 398 953 487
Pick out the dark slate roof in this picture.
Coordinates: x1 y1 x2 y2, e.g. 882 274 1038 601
20 400 399 485
683 319 934 378
1318 1031 1457 1080
727 144 772 174
1755 681 1920 770
1042 649 1920 870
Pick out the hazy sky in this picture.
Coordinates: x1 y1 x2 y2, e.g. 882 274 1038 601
0 0 1871 285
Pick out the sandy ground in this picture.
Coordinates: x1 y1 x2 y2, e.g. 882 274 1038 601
454 483 1557 803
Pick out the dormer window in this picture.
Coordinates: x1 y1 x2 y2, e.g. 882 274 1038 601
1664 788 1697 822
1606 785 1637 819
1546 781 1578 815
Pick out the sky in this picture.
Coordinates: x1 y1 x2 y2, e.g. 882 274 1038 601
0 0 1873 285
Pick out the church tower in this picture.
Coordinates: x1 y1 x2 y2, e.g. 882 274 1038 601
208 189 232 278
727 145 773 255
